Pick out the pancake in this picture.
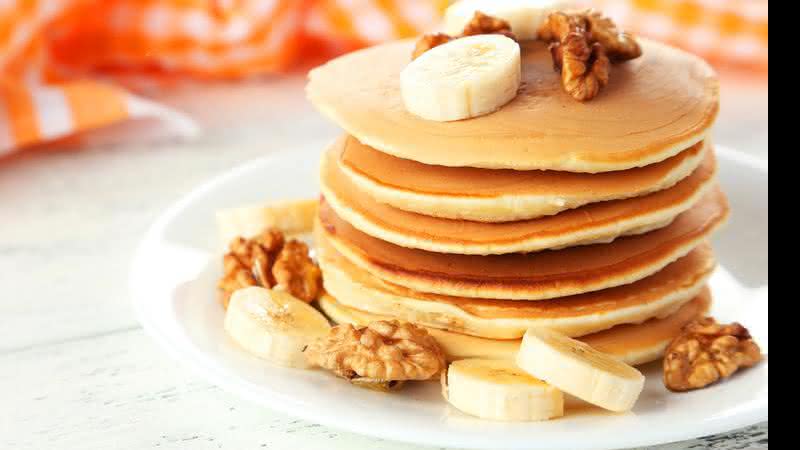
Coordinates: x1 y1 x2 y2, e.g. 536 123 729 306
317 188 728 300
307 39 719 173
321 141 718 254
317 289 712 366
336 136 709 222
317 231 715 339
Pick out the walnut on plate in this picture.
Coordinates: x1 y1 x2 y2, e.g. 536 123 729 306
412 11 516 60
304 321 447 389
218 229 321 307
218 229 284 308
538 9 641 101
272 240 322 303
664 317 763 392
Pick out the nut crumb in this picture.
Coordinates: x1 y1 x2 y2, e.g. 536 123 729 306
304 321 446 385
664 317 763 392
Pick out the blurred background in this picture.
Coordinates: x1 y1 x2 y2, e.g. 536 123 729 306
0 0 768 160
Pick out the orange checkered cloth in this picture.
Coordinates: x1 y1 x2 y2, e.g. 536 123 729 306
594 0 768 71
0 0 766 157
0 0 446 156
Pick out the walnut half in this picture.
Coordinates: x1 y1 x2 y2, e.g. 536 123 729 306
664 318 763 392
461 11 516 40
304 321 447 386
218 229 321 307
550 33 610 102
412 11 516 60
538 9 641 101
582 10 642 62
272 240 322 303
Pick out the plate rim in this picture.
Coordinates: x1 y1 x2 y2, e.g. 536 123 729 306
130 145 768 450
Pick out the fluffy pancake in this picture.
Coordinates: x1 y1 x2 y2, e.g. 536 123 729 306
336 136 709 222
317 231 715 339
317 188 728 300
317 289 712 366
307 39 719 173
321 141 718 254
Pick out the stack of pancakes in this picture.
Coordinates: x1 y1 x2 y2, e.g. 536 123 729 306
307 38 726 366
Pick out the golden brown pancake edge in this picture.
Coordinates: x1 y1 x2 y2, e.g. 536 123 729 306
321 141 719 253
317 188 729 300
307 39 719 172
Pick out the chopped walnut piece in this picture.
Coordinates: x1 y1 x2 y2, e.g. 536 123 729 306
664 317 763 392
304 321 447 386
538 9 640 101
412 33 454 60
412 12 516 60
462 11 516 40
272 240 322 303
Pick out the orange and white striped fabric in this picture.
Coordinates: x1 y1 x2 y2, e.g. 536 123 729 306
0 0 446 156
593 0 768 71
0 0 767 157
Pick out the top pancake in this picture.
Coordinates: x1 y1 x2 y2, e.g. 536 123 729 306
307 39 719 172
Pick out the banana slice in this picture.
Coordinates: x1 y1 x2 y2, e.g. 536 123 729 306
444 0 571 41
224 287 331 368
443 359 564 422
516 328 645 413
216 199 318 245
401 35 521 122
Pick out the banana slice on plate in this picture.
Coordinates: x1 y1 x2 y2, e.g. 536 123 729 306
516 328 646 413
224 287 331 368
444 0 571 41
401 34 521 122
443 359 564 422
216 199 318 245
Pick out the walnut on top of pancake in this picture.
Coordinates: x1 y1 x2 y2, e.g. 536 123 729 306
663 317 763 392
304 320 447 391
413 9 641 102
412 11 516 60
538 9 642 101
219 228 322 308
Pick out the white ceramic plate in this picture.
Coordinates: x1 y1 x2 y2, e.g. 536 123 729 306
130 144 768 450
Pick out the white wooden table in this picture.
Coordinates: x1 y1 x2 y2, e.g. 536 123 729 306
0 75 768 450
